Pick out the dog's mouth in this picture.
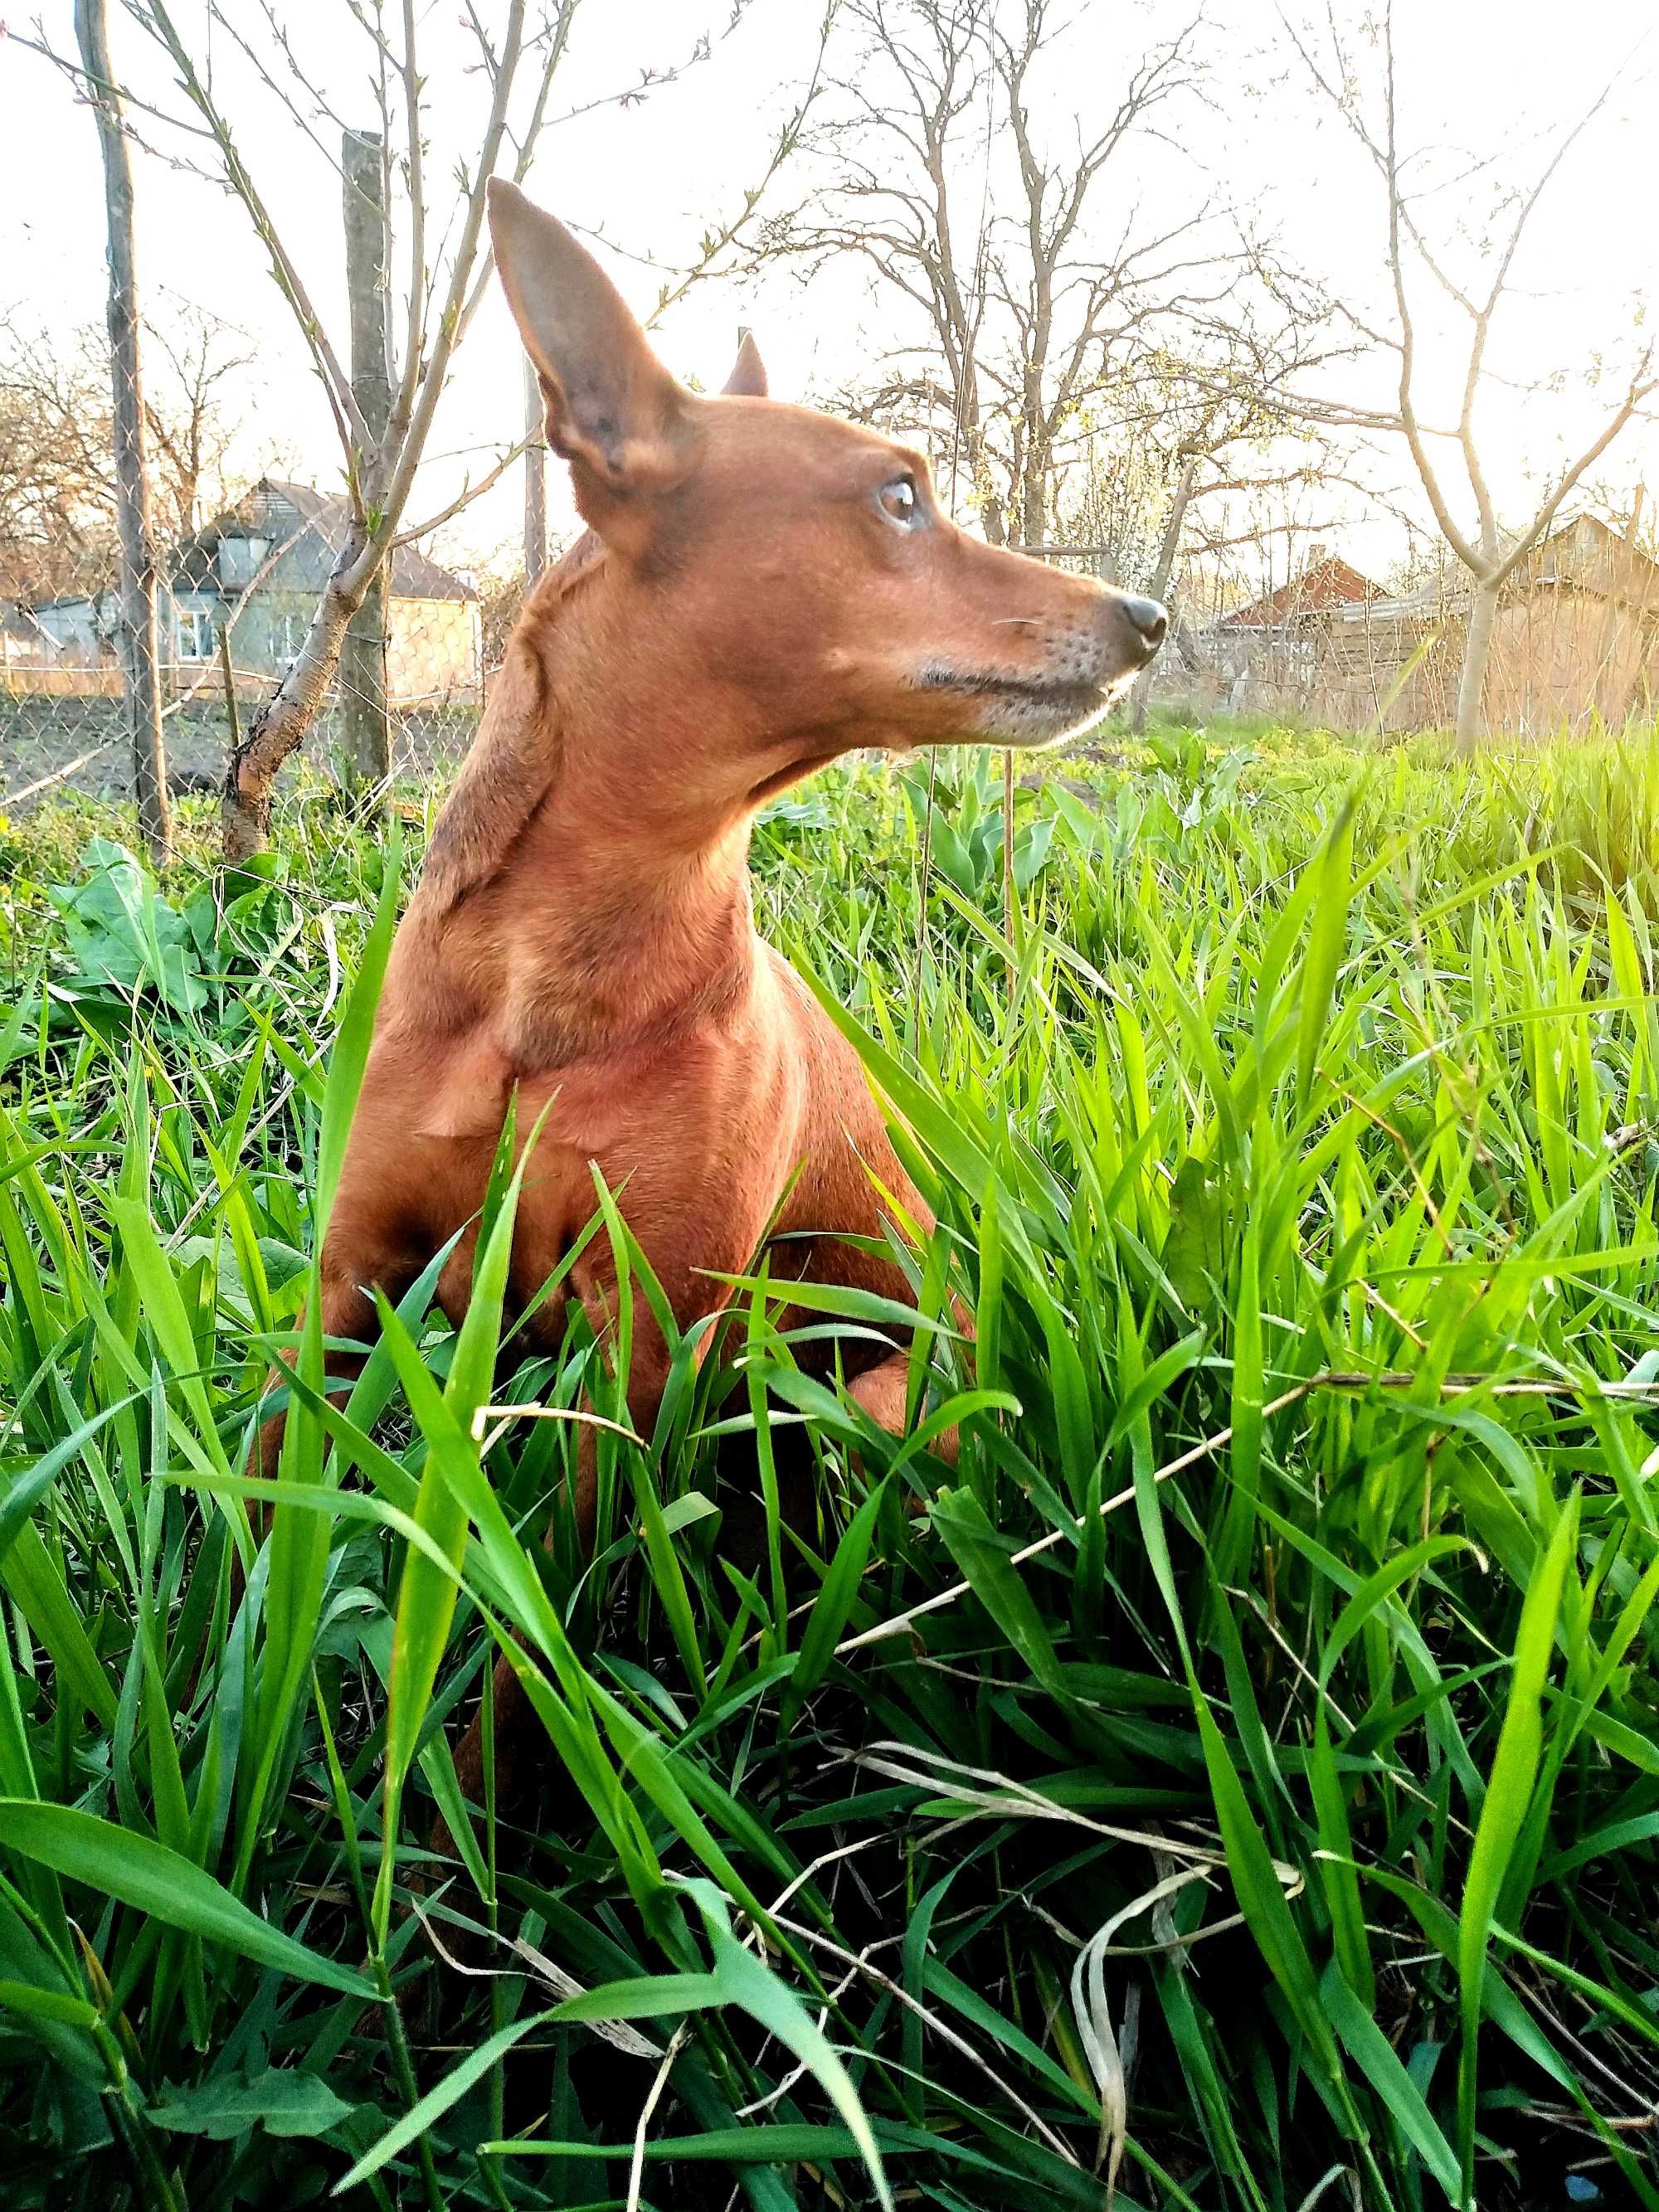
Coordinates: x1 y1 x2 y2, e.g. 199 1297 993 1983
914 663 1140 747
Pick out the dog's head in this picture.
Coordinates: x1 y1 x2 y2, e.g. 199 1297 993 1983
489 181 1164 781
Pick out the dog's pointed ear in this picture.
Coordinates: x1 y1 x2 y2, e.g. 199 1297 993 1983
722 332 768 399
489 178 693 540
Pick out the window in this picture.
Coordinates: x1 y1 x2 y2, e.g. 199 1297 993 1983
216 534 268 589
175 606 216 661
274 611 309 663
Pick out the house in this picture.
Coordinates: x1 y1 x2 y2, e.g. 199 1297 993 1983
1218 547 1381 636
1188 513 1659 735
1206 547 1383 709
32 479 483 706
168 479 483 705
0 603 61 669
1321 509 1659 736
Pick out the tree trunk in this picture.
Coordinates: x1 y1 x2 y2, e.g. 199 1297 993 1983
76 0 171 865
1128 459 1197 735
1454 576 1500 751
341 570 389 795
341 128 392 795
1020 430 1048 555
968 423 1006 544
222 552 366 864
523 355 547 583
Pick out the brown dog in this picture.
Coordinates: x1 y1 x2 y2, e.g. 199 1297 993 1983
268 179 1162 1792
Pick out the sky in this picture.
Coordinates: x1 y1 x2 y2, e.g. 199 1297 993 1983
2 0 1657 591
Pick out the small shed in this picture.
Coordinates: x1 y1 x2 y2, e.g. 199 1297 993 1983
1219 549 1382 636
0 603 61 669
32 593 115 662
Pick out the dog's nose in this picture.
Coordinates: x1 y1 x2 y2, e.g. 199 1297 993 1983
1121 596 1168 654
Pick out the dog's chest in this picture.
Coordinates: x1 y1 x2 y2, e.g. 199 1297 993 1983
405 1031 627 1153
401 1014 741 1162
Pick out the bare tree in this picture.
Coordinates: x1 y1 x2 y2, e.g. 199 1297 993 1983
75 0 170 862
0 309 247 606
32 1 822 859
1058 292 1349 564
138 310 252 541
134 0 585 860
1283 2 1657 750
765 0 1237 548
1106 335 1370 721
800 1 1004 528
993 1 1220 550
0 346 121 606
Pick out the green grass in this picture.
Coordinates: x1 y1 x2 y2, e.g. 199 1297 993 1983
2 721 1659 2209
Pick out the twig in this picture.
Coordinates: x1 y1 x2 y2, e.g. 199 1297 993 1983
0 745 117 809
771 1908 1082 2165
836 1364 1647 1659
836 1376 1317 1655
468 1400 645 1456
628 2023 689 2212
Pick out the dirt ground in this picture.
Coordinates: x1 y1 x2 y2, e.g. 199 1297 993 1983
0 693 480 815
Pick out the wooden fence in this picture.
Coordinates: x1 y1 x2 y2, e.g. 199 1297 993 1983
1 666 124 698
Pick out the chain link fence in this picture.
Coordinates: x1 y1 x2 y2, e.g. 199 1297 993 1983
2 453 497 818
12 328 1659 831
1024 522 1659 739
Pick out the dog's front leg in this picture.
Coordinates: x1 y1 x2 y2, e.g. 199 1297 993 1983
848 1350 961 1466
247 1222 414 1507
446 1310 674 1834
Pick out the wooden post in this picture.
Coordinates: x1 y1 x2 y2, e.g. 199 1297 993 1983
341 127 392 794
75 0 171 864
523 356 547 586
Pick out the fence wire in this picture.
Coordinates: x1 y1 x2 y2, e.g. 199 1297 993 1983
2 342 496 819
7 340 1659 824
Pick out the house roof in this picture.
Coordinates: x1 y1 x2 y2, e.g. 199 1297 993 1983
170 478 478 603
1330 508 1659 625
2 603 56 647
1220 554 1380 630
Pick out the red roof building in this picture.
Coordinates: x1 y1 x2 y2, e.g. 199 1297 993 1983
1219 548 1381 631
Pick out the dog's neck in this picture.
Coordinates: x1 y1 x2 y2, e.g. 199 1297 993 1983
504 751 759 1057
418 551 797 1063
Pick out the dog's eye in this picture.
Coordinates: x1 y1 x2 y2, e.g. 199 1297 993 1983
878 474 921 527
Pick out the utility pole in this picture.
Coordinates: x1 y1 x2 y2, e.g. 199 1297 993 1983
341 127 392 795
75 0 171 863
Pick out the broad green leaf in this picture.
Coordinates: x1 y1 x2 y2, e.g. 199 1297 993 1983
0 1802 372 1997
